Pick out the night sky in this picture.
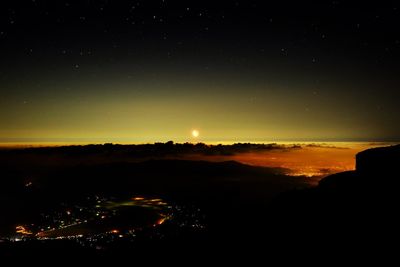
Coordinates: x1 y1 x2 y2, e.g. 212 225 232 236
1 1 400 143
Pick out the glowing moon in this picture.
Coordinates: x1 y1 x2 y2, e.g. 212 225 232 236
192 129 199 138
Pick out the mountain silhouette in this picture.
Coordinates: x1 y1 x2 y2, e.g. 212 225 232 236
265 144 400 256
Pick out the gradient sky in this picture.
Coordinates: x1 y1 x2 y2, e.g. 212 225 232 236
1 1 400 143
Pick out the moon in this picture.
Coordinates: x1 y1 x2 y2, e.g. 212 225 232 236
192 129 199 138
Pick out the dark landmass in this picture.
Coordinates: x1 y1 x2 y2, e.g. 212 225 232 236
266 144 400 257
0 144 398 261
0 144 307 260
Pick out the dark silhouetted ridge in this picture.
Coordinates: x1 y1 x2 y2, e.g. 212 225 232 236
356 144 400 176
266 144 400 256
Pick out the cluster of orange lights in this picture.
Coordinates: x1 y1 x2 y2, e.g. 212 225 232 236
14 197 170 240
16 225 33 235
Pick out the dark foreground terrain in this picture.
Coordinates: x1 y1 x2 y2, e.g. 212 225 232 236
0 144 399 261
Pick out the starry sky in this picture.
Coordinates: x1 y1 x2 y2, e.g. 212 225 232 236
1 0 400 143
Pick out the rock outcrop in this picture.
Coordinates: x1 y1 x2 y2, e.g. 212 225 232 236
267 144 400 250
356 144 400 176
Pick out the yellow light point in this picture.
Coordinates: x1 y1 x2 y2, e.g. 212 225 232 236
110 229 119 234
192 129 199 138
156 218 166 225
133 197 144 201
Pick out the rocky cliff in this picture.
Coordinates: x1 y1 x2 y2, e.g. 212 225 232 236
356 144 400 176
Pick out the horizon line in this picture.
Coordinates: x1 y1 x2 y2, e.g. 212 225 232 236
0 139 399 147
0 137 400 143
